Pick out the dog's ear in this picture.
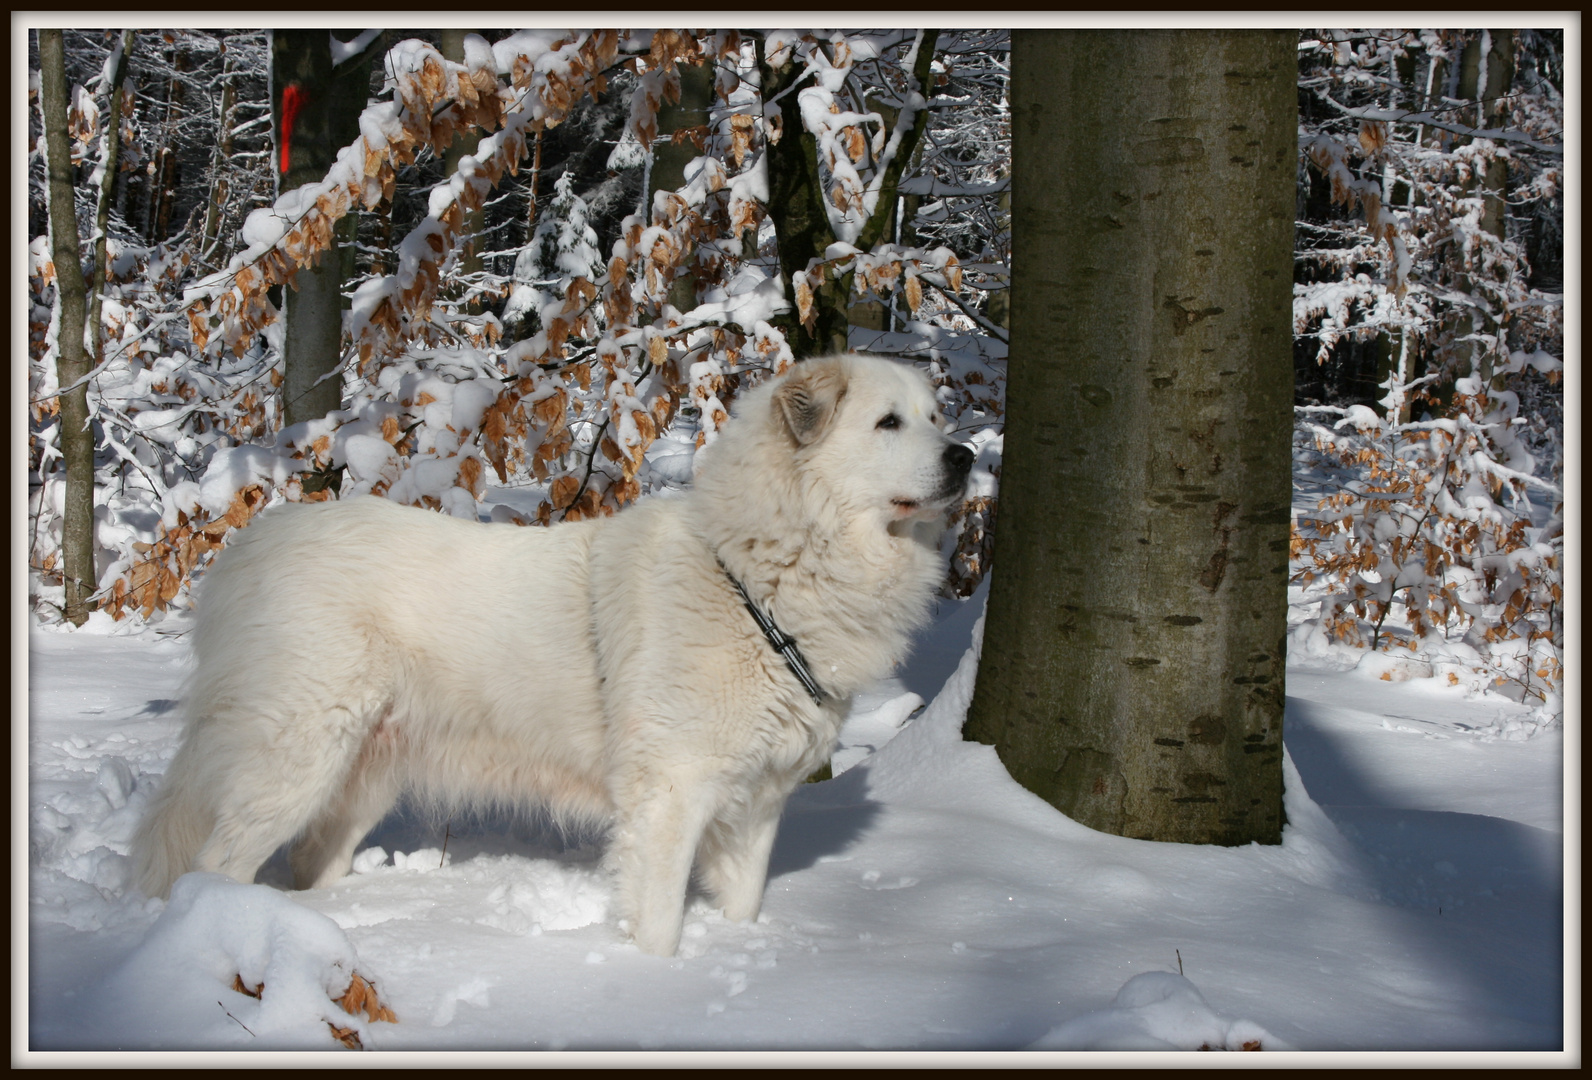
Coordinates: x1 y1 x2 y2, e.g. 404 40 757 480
775 358 848 445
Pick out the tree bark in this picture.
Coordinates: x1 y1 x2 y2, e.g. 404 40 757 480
39 28 98 625
148 43 187 242
199 46 237 267
88 30 135 367
440 29 485 312
756 35 849 358
964 30 1296 845
1457 30 1516 386
757 31 938 358
651 58 715 313
272 30 380 443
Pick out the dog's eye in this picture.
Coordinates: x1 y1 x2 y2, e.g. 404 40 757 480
876 413 901 430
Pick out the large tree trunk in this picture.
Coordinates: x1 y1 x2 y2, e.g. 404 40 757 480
39 28 98 626
272 29 380 438
964 30 1296 846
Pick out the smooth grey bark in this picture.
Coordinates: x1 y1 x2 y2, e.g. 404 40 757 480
39 28 98 625
964 30 1296 845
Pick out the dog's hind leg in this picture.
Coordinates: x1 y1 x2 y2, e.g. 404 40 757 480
290 721 403 890
131 736 219 899
189 701 385 887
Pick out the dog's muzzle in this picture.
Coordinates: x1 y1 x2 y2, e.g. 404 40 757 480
936 442 976 501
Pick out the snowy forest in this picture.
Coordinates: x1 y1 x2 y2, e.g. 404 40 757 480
24 25 1570 1057
26 26 1565 710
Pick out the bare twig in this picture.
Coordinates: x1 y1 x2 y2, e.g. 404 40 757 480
218 1001 256 1036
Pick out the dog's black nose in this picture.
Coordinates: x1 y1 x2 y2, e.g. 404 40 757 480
944 442 975 479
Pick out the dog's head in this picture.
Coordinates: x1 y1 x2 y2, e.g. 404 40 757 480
773 354 974 526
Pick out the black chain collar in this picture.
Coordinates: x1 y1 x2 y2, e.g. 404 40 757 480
717 558 830 705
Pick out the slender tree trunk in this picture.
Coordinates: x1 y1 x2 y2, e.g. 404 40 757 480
984 180 1011 330
651 59 715 314
964 30 1296 846
144 43 185 242
200 47 237 267
440 29 485 312
757 31 938 358
39 28 98 625
1456 30 1516 386
88 30 135 367
756 35 848 357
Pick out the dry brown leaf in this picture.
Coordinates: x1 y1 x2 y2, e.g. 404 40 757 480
550 475 580 510
904 274 923 315
457 456 483 498
844 126 866 163
794 277 815 330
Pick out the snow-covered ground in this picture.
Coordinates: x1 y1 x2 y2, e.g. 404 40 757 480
19 576 1574 1063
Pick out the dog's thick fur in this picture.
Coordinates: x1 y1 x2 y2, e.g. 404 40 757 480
132 353 972 955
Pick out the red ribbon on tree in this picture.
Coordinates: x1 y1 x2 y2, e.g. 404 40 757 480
279 83 307 174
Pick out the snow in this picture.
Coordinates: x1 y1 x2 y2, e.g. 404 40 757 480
329 29 383 68
448 379 500 435
75 873 374 1050
21 570 1572 1062
1029 971 1284 1051
195 446 303 516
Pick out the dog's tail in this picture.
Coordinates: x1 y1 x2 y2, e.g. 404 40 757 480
130 742 214 900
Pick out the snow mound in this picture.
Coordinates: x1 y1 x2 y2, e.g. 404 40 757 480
82 873 387 1050
832 689 923 776
861 613 986 798
1027 971 1287 1051
1351 648 1434 683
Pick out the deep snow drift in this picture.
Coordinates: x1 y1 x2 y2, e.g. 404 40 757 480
21 572 1571 1062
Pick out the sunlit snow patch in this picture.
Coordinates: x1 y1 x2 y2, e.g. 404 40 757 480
473 858 610 935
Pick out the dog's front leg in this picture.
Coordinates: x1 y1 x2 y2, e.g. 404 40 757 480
608 783 714 956
697 796 784 924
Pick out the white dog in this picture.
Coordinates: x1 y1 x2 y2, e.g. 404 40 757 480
133 352 973 956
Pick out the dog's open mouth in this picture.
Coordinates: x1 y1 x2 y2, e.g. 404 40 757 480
891 498 922 517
